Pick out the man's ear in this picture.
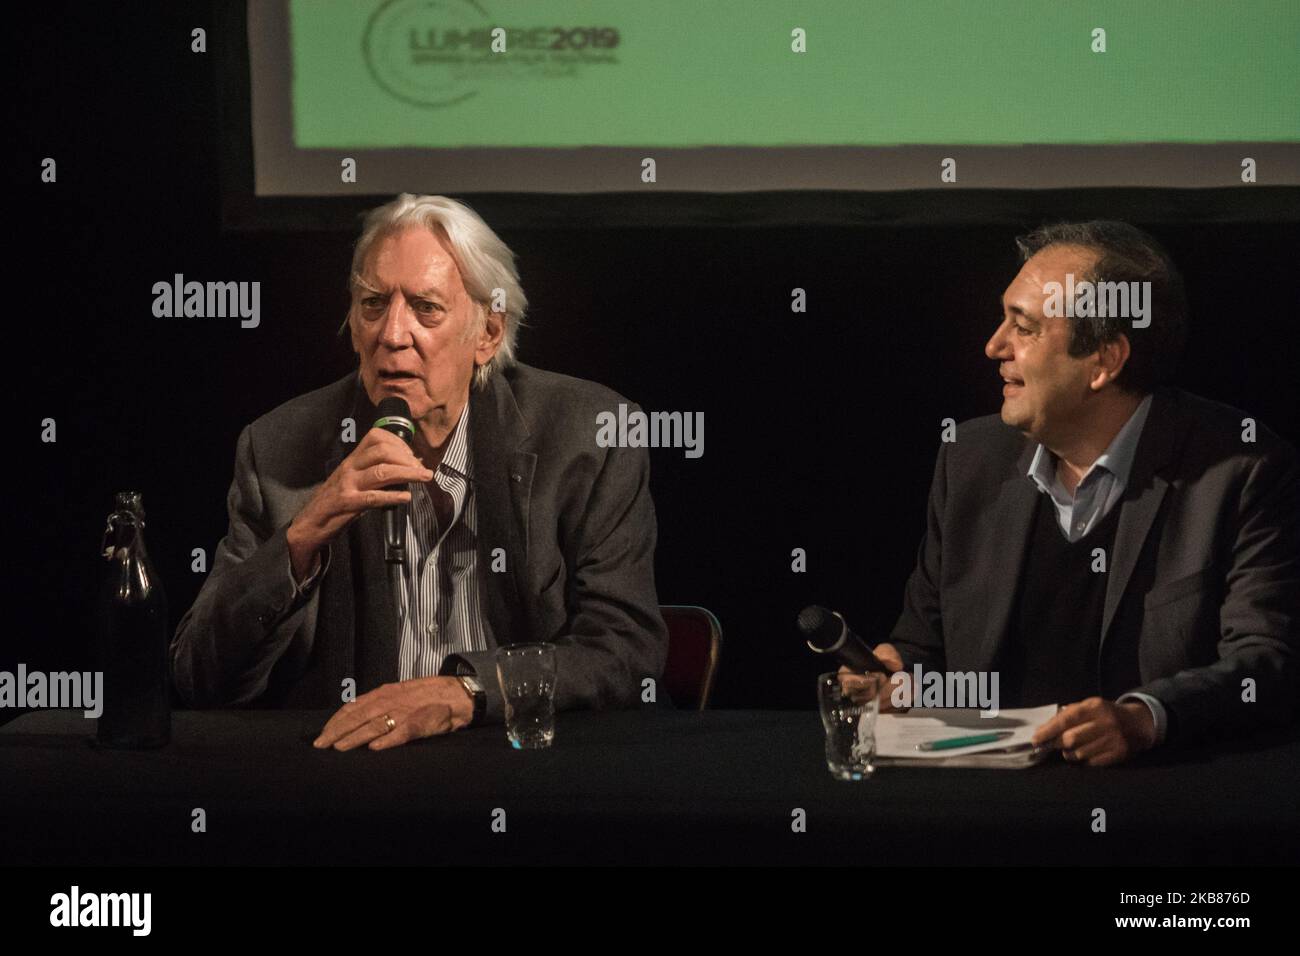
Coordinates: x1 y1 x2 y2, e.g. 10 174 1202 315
1092 333 1132 390
475 306 505 362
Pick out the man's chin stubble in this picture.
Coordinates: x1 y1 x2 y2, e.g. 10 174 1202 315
1000 405 1031 432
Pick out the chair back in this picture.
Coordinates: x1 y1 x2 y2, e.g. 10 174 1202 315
660 605 723 710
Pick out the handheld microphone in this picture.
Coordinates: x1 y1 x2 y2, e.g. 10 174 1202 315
374 397 415 566
796 605 893 675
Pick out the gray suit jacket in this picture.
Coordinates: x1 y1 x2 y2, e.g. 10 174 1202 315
171 364 668 722
890 387 1299 743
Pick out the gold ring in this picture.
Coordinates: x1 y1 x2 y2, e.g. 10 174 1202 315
383 714 396 733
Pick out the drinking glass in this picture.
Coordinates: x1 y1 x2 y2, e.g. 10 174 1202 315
495 644 557 749
817 671 884 780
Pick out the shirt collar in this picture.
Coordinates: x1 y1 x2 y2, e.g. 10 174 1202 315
1026 393 1154 494
437 401 473 481
1092 392 1153 485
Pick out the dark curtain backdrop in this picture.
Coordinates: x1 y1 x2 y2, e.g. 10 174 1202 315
11 2 1299 713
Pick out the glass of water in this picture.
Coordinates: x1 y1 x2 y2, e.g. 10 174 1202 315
496 644 557 750
817 671 884 780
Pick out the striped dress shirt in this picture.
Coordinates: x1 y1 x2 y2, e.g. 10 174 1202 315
395 402 492 680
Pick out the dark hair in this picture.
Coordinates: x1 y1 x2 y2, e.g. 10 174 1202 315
1015 220 1188 393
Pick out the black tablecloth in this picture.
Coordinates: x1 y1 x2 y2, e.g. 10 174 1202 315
2 709 1297 865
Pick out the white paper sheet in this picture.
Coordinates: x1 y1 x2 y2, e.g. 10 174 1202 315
873 705 1060 759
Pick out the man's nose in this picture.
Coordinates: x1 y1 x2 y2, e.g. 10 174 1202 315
377 299 414 347
985 319 1010 360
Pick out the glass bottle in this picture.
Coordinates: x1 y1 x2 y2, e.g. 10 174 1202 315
96 491 170 748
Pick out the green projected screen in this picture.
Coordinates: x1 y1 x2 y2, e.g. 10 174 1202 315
247 0 1300 195
288 0 1299 148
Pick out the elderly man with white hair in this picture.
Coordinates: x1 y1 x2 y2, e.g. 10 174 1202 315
171 194 668 749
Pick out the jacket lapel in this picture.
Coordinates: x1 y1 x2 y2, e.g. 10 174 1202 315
351 509 400 690
320 375 400 693
1100 388 1187 649
977 440 1040 670
311 369 556 678
469 373 532 648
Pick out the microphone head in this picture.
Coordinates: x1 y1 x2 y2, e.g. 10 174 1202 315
797 604 843 653
374 397 414 444
376 396 411 419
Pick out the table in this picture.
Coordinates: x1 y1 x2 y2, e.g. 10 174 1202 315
2 709 1297 865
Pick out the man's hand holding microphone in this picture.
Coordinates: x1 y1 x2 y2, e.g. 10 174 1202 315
284 402 476 750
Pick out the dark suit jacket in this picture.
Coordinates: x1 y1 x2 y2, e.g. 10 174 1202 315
171 364 668 722
890 387 1299 743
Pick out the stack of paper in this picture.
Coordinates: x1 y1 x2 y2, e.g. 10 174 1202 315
872 705 1060 768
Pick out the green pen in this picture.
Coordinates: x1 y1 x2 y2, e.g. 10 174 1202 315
916 731 1015 751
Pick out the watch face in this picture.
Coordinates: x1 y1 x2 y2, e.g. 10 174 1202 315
461 675 484 695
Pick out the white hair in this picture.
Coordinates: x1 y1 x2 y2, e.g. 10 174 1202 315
343 194 528 389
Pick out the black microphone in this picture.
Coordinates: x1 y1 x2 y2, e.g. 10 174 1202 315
374 397 415 566
796 605 893 675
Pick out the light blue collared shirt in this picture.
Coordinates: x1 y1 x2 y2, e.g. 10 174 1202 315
1024 394 1168 745
1027 394 1153 543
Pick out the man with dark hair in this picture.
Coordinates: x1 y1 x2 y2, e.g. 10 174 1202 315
848 221 1298 766
1013 220 1189 394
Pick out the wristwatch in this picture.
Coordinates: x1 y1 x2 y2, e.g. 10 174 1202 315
456 674 486 726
